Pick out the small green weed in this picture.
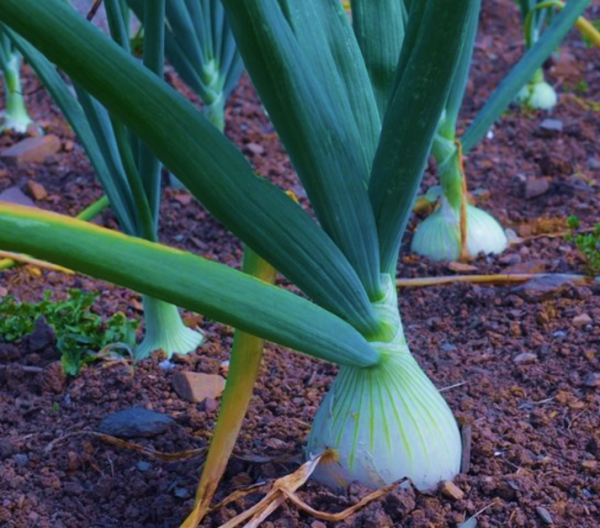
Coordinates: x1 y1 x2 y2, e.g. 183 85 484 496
0 289 140 375
565 215 600 275
565 79 590 95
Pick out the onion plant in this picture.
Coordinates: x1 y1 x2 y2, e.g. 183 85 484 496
411 3 508 262
127 0 243 133
3 2 204 361
0 1 592 525
514 0 559 109
0 25 32 133
412 0 590 261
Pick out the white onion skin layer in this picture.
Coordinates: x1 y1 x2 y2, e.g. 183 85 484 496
134 295 204 361
515 81 558 110
306 277 461 491
411 199 508 262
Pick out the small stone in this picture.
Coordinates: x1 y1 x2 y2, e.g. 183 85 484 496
98 407 175 438
13 454 29 467
202 398 219 413
137 461 151 472
581 460 598 474
35 362 67 394
265 437 287 450
158 360 176 370
566 175 592 193
220 360 230 375
0 186 35 207
172 371 225 403
536 311 550 326
471 188 491 200
525 176 550 199
514 353 537 365
67 451 81 472
512 274 578 297
539 118 563 133
0 439 18 461
583 372 600 388
63 140 75 152
440 343 457 352
587 157 600 170
23 317 55 352
174 487 191 499
440 481 465 500
499 253 521 266
173 192 192 206
26 180 48 201
536 506 554 525
94 475 114 499
0 135 61 165
311 522 327 528
572 314 592 327
448 261 478 273
244 142 265 156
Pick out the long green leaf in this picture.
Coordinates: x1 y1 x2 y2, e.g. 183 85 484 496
461 0 590 153
8 31 138 236
369 0 476 274
138 0 165 226
223 0 383 300
285 0 381 169
351 0 407 118
439 0 482 138
0 204 380 368
0 0 379 335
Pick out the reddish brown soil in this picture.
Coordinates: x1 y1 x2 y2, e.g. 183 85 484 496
1 1 600 527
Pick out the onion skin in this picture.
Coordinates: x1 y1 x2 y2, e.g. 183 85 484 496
411 201 508 262
515 80 558 110
306 276 461 491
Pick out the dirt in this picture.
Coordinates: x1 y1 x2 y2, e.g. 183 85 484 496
1 0 600 527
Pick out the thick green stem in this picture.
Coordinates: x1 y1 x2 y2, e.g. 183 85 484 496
432 135 463 213
139 0 165 223
306 275 461 489
1 54 32 132
202 96 225 133
134 294 204 362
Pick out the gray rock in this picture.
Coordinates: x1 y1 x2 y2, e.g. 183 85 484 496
512 274 580 297
538 118 563 133
499 253 522 266
536 506 554 525
23 317 55 352
98 407 175 438
0 439 18 461
137 461 152 472
587 157 600 170
440 343 457 352
514 353 537 365
525 177 550 199
583 372 600 388
13 454 29 467
0 186 35 207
